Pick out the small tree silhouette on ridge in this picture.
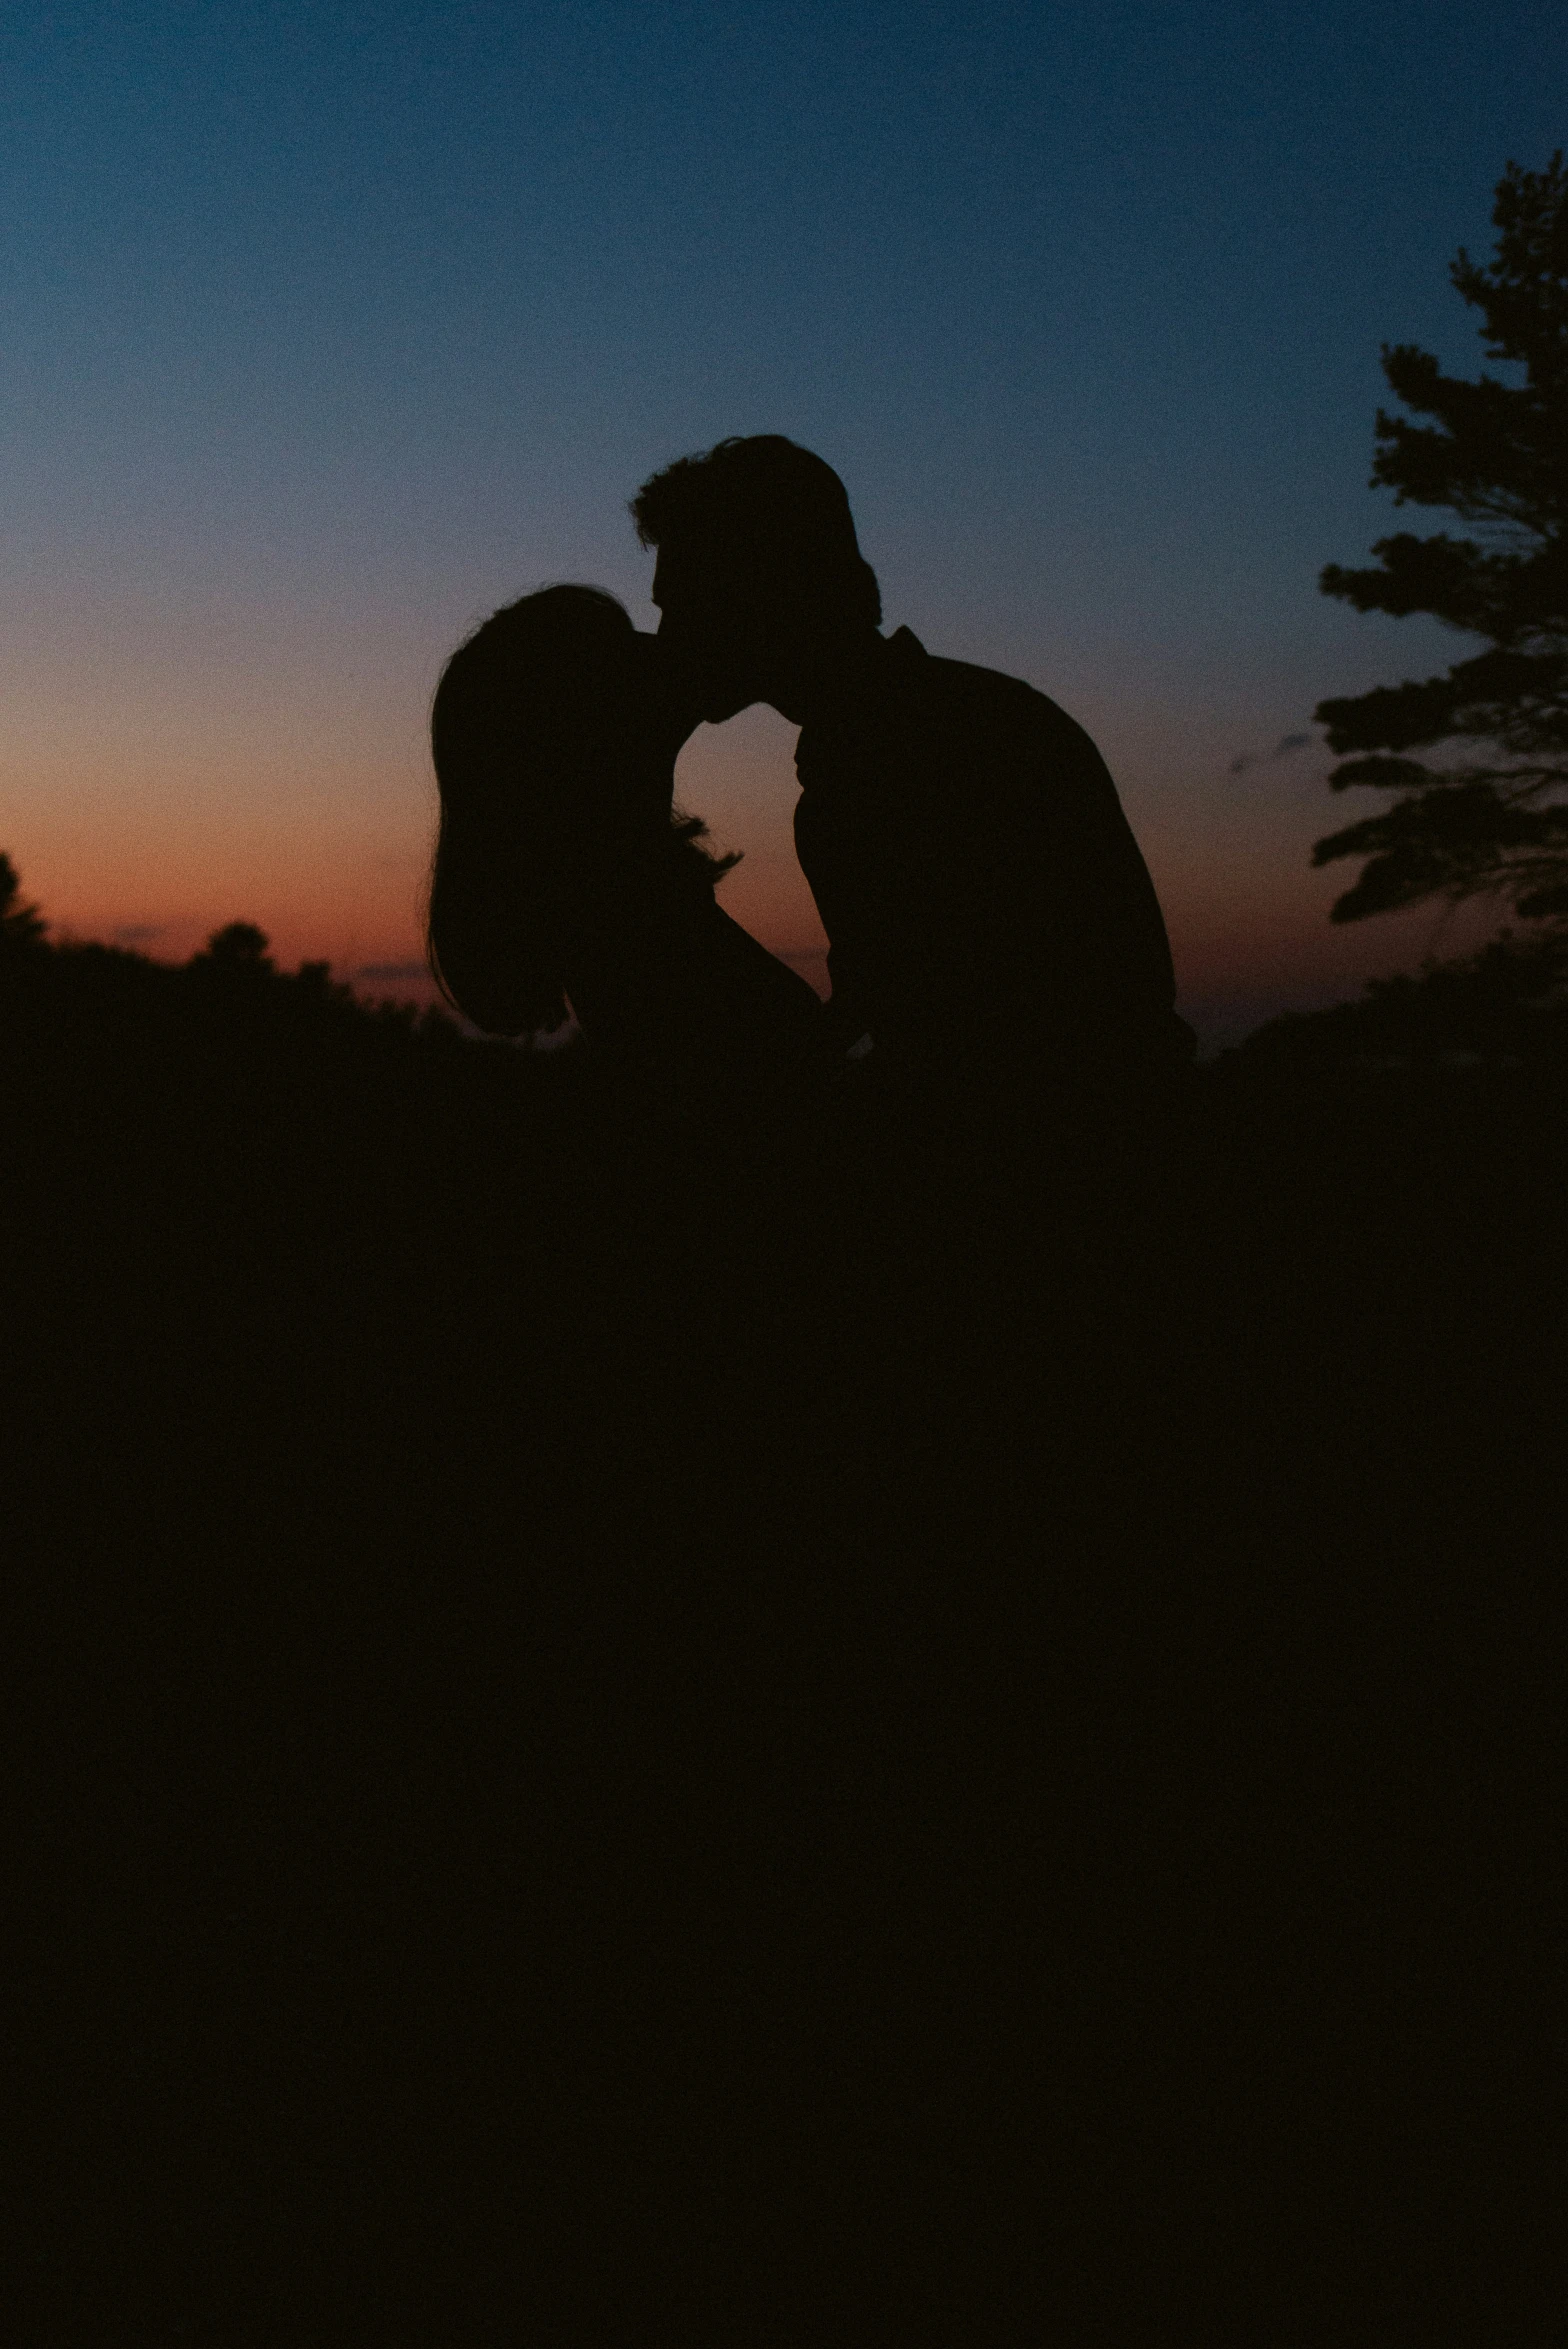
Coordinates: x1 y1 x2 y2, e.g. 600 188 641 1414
0 854 47 953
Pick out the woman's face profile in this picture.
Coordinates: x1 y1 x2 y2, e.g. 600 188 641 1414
541 630 695 831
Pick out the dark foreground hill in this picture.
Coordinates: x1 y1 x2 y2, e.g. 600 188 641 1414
5 914 1562 2341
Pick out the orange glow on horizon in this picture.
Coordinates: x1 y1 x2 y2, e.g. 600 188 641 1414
4 678 1495 1046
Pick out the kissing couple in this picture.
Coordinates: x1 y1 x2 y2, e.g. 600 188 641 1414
426 434 1191 1137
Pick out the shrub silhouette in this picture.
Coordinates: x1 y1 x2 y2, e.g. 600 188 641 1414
0 853 47 952
192 920 275 972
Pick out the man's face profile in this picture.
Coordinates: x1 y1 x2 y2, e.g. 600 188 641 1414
652 545 776 724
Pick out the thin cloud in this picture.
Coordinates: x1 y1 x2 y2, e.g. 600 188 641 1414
356 961 431 981
114 923 166 944
1228 731 1314 776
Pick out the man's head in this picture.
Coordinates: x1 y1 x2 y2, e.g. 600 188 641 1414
630 436 881 722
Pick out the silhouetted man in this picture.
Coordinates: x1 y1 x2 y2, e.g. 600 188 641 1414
632 435 1193 1118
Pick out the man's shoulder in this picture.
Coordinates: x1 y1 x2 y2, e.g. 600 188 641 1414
884 629 1105 768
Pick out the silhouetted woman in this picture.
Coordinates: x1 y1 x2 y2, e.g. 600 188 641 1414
427 585 824 1084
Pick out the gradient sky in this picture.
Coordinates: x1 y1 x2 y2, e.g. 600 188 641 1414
2 1 1562 1044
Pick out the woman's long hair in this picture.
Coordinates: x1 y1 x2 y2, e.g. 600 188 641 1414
425 585 735 1036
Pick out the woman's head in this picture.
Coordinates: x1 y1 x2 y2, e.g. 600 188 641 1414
426 585 722 1036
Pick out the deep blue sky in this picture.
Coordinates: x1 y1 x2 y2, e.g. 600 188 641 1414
2 1 1561 1039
